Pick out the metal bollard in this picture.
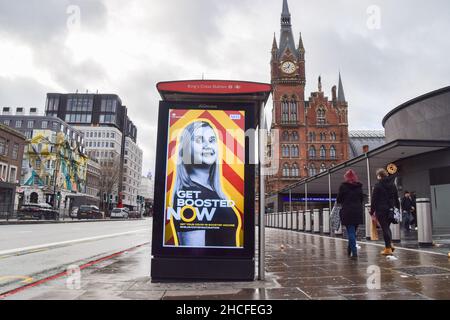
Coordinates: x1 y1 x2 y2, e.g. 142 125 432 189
391 212 401 243
365 204 371 240
313 209 320 233
298 210 304 231
417 198 433 246
287 211 292 230
293 211 298 230
322 208 330 234
278 212 282 229
305 210 312 232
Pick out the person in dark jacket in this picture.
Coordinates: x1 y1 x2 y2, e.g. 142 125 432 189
401 191 414 231
337 169 364 259
370 168 400 256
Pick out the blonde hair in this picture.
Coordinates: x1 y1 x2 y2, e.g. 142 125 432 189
172 121 226 205
376 168 389 178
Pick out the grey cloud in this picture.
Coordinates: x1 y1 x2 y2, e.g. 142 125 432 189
0 76 52 110
0 0 107 44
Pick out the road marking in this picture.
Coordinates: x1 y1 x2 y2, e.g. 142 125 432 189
0 276 34 284
269 228 448 256
0 228 149 258
0 242 149 299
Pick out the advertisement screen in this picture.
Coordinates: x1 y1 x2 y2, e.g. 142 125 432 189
162 109 245 249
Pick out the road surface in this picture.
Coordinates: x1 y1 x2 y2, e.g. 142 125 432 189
0 219 151 294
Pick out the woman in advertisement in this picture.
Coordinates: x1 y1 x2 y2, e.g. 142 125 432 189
170 121 240 248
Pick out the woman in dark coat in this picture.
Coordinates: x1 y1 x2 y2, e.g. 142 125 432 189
370 168 400 255
337 169 364 258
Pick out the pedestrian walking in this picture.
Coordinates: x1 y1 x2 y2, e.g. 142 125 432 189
337 169 364 259
370 168 400 256
401 191 414 231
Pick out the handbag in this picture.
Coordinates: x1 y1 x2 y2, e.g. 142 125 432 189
330 202 342 232
389 207 400 224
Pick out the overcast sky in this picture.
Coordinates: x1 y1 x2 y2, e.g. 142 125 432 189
1 0 449 176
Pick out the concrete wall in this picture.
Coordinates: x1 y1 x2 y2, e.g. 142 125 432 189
384 89 450 142
396 148 450 198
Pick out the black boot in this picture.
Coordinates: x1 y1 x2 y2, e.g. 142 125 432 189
347 246 351 257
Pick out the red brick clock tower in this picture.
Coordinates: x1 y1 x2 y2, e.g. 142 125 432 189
266 0 349 211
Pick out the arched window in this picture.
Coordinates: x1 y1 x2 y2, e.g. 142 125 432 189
309 146 316 159
291 145 299 157
283 163 290 177
317 107 326 125
330 146 336 159
282 131 289 141
282 98 289 124
330 132 336 141
320 163 327 173
292 132 299 141
291 163 299 177
282 145 290 157
309 164 317 177
308 132 316 142
289 99 298 123
320 145 326 159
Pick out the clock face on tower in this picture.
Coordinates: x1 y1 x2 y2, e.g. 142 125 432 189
281 61 296 74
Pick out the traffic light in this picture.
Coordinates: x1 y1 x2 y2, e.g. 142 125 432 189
57 191 61 201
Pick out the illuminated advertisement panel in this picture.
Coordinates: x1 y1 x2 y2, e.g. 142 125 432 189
163 109 245 249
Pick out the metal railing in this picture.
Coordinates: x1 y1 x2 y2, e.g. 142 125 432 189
264 202 434 246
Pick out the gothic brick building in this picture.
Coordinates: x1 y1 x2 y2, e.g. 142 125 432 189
265 0 349 212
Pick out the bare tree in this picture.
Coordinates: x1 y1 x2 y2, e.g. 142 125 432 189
98 156 121 213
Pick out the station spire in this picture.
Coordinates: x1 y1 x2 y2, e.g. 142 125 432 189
278 0 297 60
338 72 346 102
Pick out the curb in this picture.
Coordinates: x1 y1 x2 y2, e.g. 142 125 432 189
0 218 146 226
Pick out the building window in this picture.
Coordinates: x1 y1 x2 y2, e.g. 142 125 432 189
289 100 297 122
320 132 326 141
309 164 317 177
291 145 299 157
320 146 326 159
12 143 19 159
309 146 316 159
320 163 327 173
282 145 290 157
9 166 17 183
281 99 289 123
317 107 326 125
291 163 299 177
282 131 289 141
35 158 41 168
0 138 6 155
0 162 8 181
111 132 115 139
330 146 337 159
3 120 10 126
15 120 22 128
292 132 299 141
330 132 337 141
41 121 48 129
282 163 290 177
308 132 316 142
27 121 34 129
100 114 116 124
101 99 117 113
25 131 32 139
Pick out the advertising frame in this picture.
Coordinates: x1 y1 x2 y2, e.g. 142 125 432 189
151 100 257 281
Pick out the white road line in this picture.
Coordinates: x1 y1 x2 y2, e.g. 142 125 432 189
271 228 448 256
0 229 149 257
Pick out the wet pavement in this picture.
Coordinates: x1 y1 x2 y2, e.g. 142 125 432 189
3 227 450 300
